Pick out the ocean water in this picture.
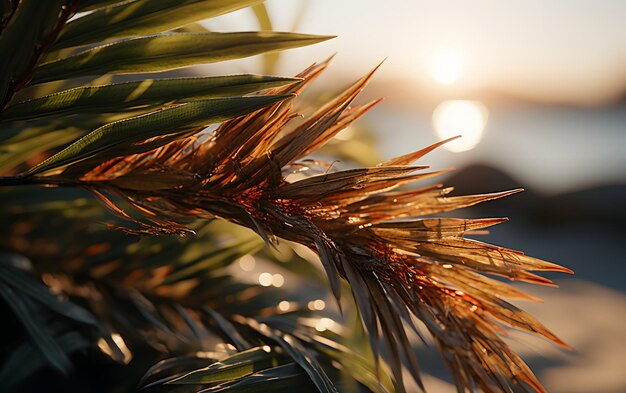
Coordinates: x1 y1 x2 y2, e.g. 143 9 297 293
365 102 626 195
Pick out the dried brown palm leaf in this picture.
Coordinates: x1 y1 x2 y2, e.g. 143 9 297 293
29 59 572 393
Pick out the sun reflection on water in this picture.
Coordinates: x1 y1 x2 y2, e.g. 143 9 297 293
432 100 488 152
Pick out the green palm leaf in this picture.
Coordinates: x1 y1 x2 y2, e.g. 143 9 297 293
27 94 292 175
54 0 263 49
32 32 333 85
1 75 299 122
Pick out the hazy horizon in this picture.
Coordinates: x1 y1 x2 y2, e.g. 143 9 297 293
203 0 626 106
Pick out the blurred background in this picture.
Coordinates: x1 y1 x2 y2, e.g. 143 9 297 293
198 1 626 392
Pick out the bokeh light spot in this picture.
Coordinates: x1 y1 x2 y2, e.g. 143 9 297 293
258 272 273 286
432 100 488 152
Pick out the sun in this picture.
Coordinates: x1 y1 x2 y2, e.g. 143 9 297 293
429 49 464 85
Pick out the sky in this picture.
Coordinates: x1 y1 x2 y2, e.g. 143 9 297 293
205 0 626 106
201 1 626 193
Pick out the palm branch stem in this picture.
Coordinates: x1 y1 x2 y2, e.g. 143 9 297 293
0 1 77 109
0 175 83 186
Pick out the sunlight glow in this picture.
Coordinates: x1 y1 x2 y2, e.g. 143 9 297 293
308 299 326 311
195 351 215 358
432 100 488 152
271 273 285 287
258 272 273 286
429 49 464 85
238 255 256 271
278 300 291 311
216 343 236 352
97 333 132 364
315 318 336 332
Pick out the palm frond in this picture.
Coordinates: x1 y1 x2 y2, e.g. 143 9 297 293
0 0 330 176
13 59 573 392
0 2 571 392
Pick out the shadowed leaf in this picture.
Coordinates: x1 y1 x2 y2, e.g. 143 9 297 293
0 0 64 103
0 287 73 375
201 363 318 393
169 347 288 385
